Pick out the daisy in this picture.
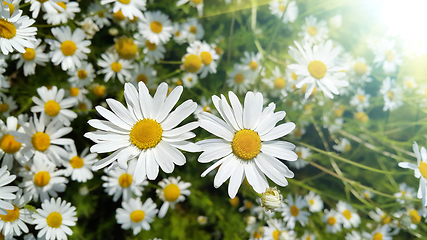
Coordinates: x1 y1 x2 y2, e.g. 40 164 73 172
345 231 363 240
226 64 253 95
240 52 262 81
393 182 416 204
197 216 207 225
25 0 62 18
3 0 21 15
398 142 427 206
368 208 392 225
11 39 49 76
76 96 93 112
332 138 352 153
31 86 78 127
138 11 173 45
181 73 198 88
373 39 402 74
298 16 329 46
269 0 298 23
0 166 18 215
403 76 417 91
262 66 288 98
172 22 187 45
0 190 33 239
156 176 191 218
92 84 106 98
288 146 310 169
101 159 147 202
362 225 392 240
288 40 348 99
135 37 166 64
0 116 24 170
193 41 219 78
194 96 215 119
281 194 310 229
182 18 205 43
33 197 77 240
0 93 17 117
63 145 96 183
130 62 157 90
263 219 295 240
67 61 95 87
100 0 145 20
380 77 403 111
97 52 133 83
304 191 323 213
87 2 112 29
0 8 37 54
46 26 91 71
11 115 74 166
197 91 298 198
19 156 68 202
349 57 372 83
77 18 99 40
84 82 200 183
177 0 203 17
336 201 361 229
323 209 342 233
116 197 158 235
349 88 370 112
43 1 80 25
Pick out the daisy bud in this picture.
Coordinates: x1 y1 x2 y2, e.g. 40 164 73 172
261 187 282 212
246 216 256 226
109 27 119 36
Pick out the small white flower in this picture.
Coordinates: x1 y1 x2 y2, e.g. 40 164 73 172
116 197 158 235
304 191 323 213
156 176 191 218
298 16 329 46
380 77 403 111
323 209 342 233
280 195 310 229
336 201 361 229
260 187 282 212
138 11 173 45
97 53 133 83
12 39 49 76
332 138 352 153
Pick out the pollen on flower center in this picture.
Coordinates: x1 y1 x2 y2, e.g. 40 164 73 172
373 232 383 240
231 129 261 160
32 132 51 152
189 26 197 34
249 61 258 70
308 60 327 79
274 78 286 89
409 209 421 224
77 69 87 79
343 210 352 220
0 19 16 39
44 100 61 117
327 216 336 225
307 26 318 36
146 40 157 51
290 205 299 217
418 161 427 179
164 183 180 202
22 48 36 61
234 74 244 84
0 103 8 112
130 210 145 223
200 51 213 65
111 62 122 73
354 62 367 76
202 105 211 113
33 171 51 187
150 21 163 34
309 199 314 205
129 119 163 150
61 40 77 56
0 134 21 154
115 38 137 60
70 87 79 97
118 0 131 4
118 173 133 188
137 74 148 83
0 205 19 222
46 212 62 228
183 54 202 73
70 156 84 169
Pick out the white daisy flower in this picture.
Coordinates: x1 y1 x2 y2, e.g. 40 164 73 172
84 82 200 183
19 156 68 202
398 142 427 206
97 52 133 83
172 22 187 45
0 8 37 54
197 91 298 198
350 88 370 112
348 57 372 83
194 41 219 79
12 39 49 76
240 51 262 81
87 2 112 29
373 39 402 74
403 76 417 90
0 93 17 117
323 209 342 233
46 26 91 71
269 0 298 23
393 182 416 204
304 191 323 213
362 225 392 240
288 146 311 169
33 197 77 240
345 231 363 240
197 216 207 225
288 40 348 99
138 11 173 45
11 115 74 165
31 86 78 127
77 18 99 40
262 66 288 98
134 37 166 64
263 218 295 240
3 0 21 16
0 190 33 239
281 194 310 229
380 77 403 112
332 138 352 153
181 73 198 89
63 145 96 183
177 0 203 17
336 201 361 229
181 18 204 43
76 96 93 112
43 1 80 25
156 176 191 218
116 197 158 235
368 208 392 225
25 0 62 18
101 159 147 202
298 16 329 46
67 61 95 87
0 116 24 170
100 0 145 20
226 64 253 95
0 166 18 215
130 62 157 90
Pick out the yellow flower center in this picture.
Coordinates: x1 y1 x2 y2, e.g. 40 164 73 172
0 205 19 222
0 134 21 154
296 151 302 158
307 26 318 36
308 60 327 79
33 171 51 187
234 73 244 84
146 40 157 51
190 0 203 4
245 201 253 209
113 10 125 21
130 210 145 222
98 11 105 18
294 129 302 138
118 173 133 188
60 40 76 56
343 210 352 220
175 31 180 36
118 0 130 4
387 90 394 100
3 1 15 15
150 21 163 34
344 144 351 152
115 38 137 60
327 216 336 225
22 48 36 61
137 74 148 83
0 19 16 39
215 46 223 55
46 212 62 228
309 199 314 205
129 119 163 150
405 80 414 89
249 61 258 70
355 112 368 122
279 4 286 12
44 100 61 117
111 62 122 73
358 95 365 102
273 78 286 89
291 72 298 80
176 80 183 85
203 105 211 113
70 87 79 97
354 62 367 76
290 205 299 217
229 197 239 206
0 103 8 112
231 129 261 160
373 232 383 240
189 26 197 34
200 51 213 65
384 50 395 62
70 156 84 169
381 214 391 225
78 103 87 110
56 2 66 12
31 132 51 152
164 183 180 202
273 230 280 240
77 69 87 79
184 54 202 73
418 161 427 179
94 85 106 97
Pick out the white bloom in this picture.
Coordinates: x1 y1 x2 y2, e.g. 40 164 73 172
0 166 18 215
336 201 361 229
97 53 133 83
138 11 173 45
304 191 323 213
373 39 402 74
130 62 157 89
0 190 33 239
298 16 328 46
323 209 342 233
332 138 352 153
25 0 62 18
100 0 145 20
349 88 370 112
156 176 191 218
260 187 282 212
116 198 158 235
280 195 310 229
269 0 298 23
0 116 24 170
380 77 403 111
67 61 96 87
226 64 253 95
43 1 80 25
12 39 49 76
63 145 96 183
182 18 204 43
